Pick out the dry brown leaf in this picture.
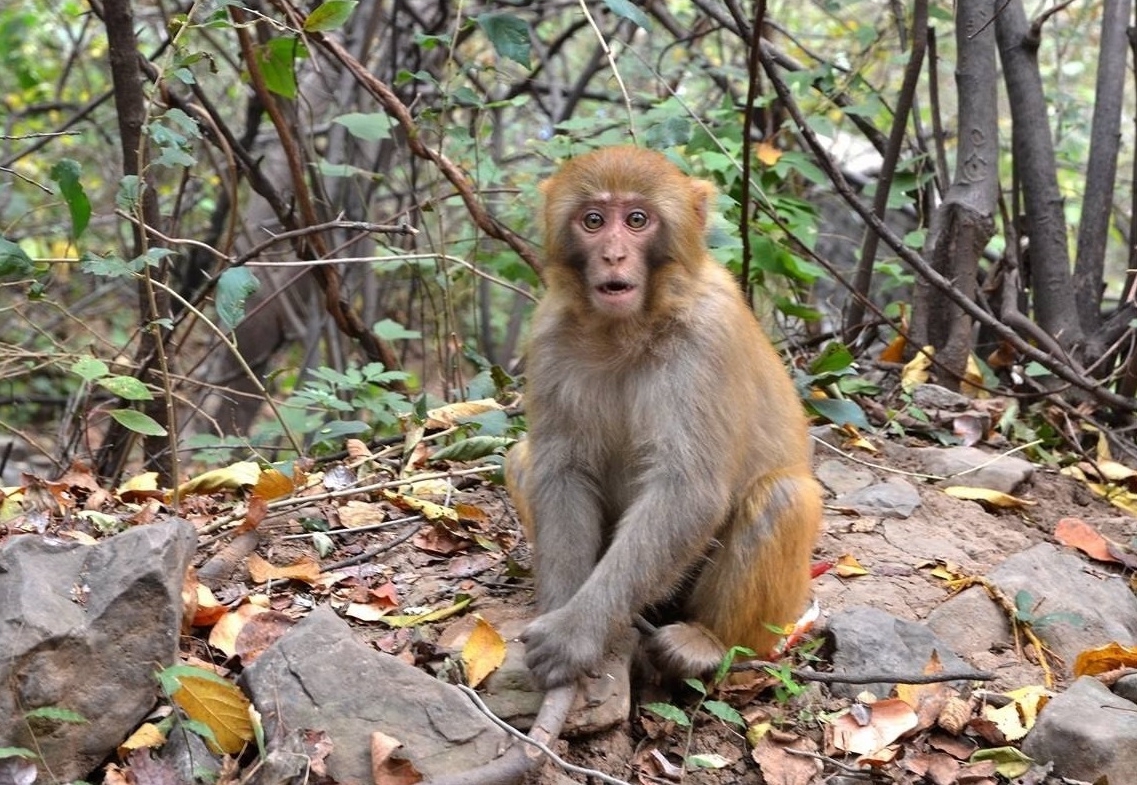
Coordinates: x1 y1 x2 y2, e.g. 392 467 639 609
191 582 226 627
1054 517 1115 563
246 552 321 585
879 334 906 364
344 601 394 622
1074 641 1137 677
750 734 820 785
936 695 973 736
234 610 294 665
236 495 268 533
896 651 951 731
831 698 919 756
371 730 423 785
754 141 782 166
345 438 374 461
338 500 387 528
208 602 269 658
462 615 506 688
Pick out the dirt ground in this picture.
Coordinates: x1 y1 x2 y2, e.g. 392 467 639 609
248 432 1136 784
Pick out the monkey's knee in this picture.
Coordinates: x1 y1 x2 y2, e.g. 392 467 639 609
647 622 726 680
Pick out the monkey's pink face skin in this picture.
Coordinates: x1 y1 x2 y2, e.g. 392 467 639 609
573 195 656 317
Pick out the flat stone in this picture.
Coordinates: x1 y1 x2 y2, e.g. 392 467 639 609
914 446 1034 493
241 606 511 782
833 478 922 519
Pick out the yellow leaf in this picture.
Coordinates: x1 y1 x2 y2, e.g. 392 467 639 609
380 596 472 628
117 472 159 494
960 354 988 398
424 399 504 429
339 500 388 529
462 616 506 687
383 490 458 524
900 347 933 392
754 141 782 166
118 722 166 756
835 554 869 577
176 461 261 497
251 468 294 501
943 486 1035 509
170 671 254 754
208 602 269 658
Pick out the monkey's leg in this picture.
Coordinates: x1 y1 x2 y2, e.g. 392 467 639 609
504 440 534 542
650 472 822 677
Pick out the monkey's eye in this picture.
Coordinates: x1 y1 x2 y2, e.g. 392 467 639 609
625 210 648 230
581 211 604 231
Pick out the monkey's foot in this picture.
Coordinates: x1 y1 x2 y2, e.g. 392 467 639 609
647 622 725 680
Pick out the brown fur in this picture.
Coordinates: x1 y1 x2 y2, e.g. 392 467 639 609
509 146 821 688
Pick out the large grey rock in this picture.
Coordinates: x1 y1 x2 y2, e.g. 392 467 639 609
826 607 970 699
833 478 922 519
1022 676 1137 782
988 543 1137 666
241 606 511 783
914 446 1034 494
0 519 197 782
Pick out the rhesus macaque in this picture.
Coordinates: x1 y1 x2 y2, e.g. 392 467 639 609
507 146 822 689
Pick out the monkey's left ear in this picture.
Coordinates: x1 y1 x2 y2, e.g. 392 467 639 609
690 179 718 230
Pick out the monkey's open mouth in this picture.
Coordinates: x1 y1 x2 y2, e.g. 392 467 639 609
596 280 636 296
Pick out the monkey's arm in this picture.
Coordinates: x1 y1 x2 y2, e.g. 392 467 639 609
524 455 730 687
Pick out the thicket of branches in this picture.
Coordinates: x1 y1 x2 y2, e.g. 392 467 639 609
2 0 1136 484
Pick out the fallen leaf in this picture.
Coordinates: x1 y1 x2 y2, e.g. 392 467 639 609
338 500 388 528
371 730 423 785
252 468 293 501
462 615 506 687
424 398 504 429
234 610 294 664
901 347 934 392
942 486 1035 509
383 489 458 524
168 666 254 754
118 722 166 757
896 651 951 731
835 554 869 577
959 354 988 398
209 602 269 658
1054 517 1115 563
750 734 820 785
192 582 226 627
380 596 473 628
176 461 261 497
246 553 322 585
237 495 268 533
970 746 1032 779
344 601 394 622
345 438 373 461
831 698 919 756
1074 641 1137 677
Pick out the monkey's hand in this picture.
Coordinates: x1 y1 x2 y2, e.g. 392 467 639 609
522 606 606 689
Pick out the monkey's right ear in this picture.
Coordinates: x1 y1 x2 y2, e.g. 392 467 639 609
690 179 718 230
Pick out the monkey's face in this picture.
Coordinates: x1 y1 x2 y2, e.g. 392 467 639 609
571 194 659 318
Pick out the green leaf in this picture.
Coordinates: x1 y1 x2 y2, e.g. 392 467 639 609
116 175 142 212
333 112 394 142
157 663 234 695
704 699 745 728
98 375 153 401
24 706 87 724
303 0 357 31
71 356 109 383
642 702 690 727
312 419 370 444
0 237 35 277
683 677 707 695
109 409 168 437
81 251 137 279
431 436 512 462
216 266 260 331
809 342 855 375
373 318 421 341
686 753 730 769
475 13 530 68
806 397 869 429
49 159 91 239
0 747 38 760
602 0 651 30
256 37 306 99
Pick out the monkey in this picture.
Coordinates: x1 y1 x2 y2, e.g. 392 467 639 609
506 146 822 690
